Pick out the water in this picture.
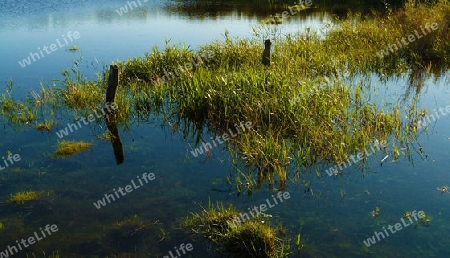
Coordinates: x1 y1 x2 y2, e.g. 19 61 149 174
0 0 449 257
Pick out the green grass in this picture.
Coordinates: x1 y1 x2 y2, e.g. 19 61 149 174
1 0 448 192
181 201 291 258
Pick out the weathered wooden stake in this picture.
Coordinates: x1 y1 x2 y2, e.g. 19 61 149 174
262 39 272 66
104 64 123 164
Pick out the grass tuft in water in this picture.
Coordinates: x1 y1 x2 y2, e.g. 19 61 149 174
182 201 290 258
35 120 55 131
9 191 38 204
51 140 93 158
68 45 79 52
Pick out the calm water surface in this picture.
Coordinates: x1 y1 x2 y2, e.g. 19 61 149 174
0 0 449 257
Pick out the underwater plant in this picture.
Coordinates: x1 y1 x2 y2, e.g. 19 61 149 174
9 191 38 204
51 141 93 158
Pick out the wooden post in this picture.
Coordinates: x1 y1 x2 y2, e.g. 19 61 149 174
262 39 271 66
105 64 123 164
106 65 119 107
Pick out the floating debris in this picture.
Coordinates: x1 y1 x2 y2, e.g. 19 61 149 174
380 155 389 165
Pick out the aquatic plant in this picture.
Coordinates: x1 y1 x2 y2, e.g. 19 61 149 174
9 191 38 204
107 214 150 252
113 214 146 238
68 45 79 52
417 211 431 227
295 233 306 253
370 207 380 218
182 201 291 257
35 121 55 131
25 251 61 258
1 0 448 193
403 210 431 228
436 185 449 193
403 211 413 219
51 140 93 158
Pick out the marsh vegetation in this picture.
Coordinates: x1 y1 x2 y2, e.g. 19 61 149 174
0 0 449 256
2 1 448 190
181 201 291 257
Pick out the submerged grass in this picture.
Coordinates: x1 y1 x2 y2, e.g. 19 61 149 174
9 191 38 204
1 0 448 191
181 201 290 258
51 140 93 158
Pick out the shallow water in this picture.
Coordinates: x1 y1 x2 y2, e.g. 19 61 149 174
0 0 450 257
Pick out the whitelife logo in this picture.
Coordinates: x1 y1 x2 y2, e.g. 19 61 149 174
18 31 81 68
377 22 439 58
115 0 149 16
55 103 118 139
325 140 388 176
230 191 290 226
363 211 426 247
0 152 21 172
190 121 252 157
160 243 193 258
93 173 156 209
0 224 58 258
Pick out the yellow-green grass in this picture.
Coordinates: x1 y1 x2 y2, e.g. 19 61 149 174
9 191 38 204
35 120 55 131
51 141 93 158
1 0 448 191
68 45 79 52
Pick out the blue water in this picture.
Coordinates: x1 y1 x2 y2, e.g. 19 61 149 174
1 0 450 257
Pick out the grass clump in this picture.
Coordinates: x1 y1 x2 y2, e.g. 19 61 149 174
325 0 450 75
1 0 448 192
182 202 290 258
35 121 55 131
68 45 79 52
9 191 38 204
51 140 93 158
